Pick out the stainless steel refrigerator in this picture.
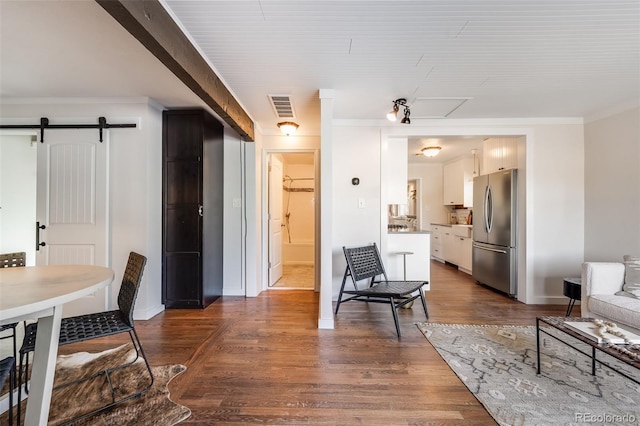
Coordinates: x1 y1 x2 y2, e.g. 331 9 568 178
472 169 517 297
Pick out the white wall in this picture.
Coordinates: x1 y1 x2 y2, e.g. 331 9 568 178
329 118 585 305
245 133 260 297
282 162 315 244
528 124 584 302
223 127 244 296
584 107 640 261
331 125 382 296
0 134 37 265
0 99 164 319
407 163 449 229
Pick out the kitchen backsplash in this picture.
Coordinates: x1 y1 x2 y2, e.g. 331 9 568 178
451 208 472 225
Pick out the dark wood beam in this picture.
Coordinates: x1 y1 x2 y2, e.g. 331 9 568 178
96 0 254 141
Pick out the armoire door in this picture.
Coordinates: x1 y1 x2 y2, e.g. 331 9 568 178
163 111 203 308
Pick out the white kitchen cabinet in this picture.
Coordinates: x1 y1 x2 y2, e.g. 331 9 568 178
483 138 518 174
443 157 473 206
458 236 473 274
430 224 446 262
444 225 473 274
443 228 457 264
386 137 408 205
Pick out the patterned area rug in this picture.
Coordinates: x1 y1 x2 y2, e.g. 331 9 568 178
0 343 190 425
417 323 640 426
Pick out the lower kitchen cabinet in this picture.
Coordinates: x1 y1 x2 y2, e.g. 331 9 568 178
436 224 473 275
430 225 446 262
443 228 457 264
458 236 472 274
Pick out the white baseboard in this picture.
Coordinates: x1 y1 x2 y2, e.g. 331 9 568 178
134 304 164 320
317 317 335 329
528 295 578 305
0 383 26 415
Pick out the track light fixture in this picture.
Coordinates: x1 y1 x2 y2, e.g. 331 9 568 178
401 106 410 124
386 98 410 124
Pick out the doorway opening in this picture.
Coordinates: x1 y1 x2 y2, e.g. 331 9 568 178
267 151 316 290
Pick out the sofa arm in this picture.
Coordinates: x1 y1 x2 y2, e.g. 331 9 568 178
581 262 625 318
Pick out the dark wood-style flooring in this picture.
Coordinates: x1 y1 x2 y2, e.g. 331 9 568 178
60 260 568 425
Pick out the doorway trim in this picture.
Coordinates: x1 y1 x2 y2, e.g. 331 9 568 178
261 148 320 292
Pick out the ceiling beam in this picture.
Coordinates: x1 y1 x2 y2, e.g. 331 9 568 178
96 0 254 141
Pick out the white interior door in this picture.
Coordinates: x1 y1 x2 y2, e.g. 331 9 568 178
268 155 283 286
36 129 110 316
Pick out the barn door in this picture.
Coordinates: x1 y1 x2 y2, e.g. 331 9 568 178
36 129 110 316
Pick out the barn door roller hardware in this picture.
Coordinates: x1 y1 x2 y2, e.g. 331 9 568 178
0 117 137 142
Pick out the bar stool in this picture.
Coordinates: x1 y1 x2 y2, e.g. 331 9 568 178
393 251 414 309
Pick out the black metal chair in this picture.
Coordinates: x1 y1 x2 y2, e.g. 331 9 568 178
0 252 25 424
19 252 154 424
335 243 429 339
0 356 15 425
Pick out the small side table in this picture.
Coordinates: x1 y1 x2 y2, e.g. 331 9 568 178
563 277 581 316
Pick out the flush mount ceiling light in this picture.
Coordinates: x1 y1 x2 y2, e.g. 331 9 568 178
277 121 299 136
386 98 410 124
421 146 441 157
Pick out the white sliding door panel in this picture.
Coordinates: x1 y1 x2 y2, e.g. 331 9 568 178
36 129 110 317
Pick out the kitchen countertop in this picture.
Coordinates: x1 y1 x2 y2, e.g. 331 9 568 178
388 229 432 234
431 223 473 228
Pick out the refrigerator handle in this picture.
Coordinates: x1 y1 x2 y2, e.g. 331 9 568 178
473 243 507 254
487 184 493 233
483 185 490 233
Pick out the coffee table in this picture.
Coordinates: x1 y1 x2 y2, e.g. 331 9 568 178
536 316 640 384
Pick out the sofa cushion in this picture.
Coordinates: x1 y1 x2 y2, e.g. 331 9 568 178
622 255 640 296
589 294 640 330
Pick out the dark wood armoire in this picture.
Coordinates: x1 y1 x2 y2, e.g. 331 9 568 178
162 109 223 308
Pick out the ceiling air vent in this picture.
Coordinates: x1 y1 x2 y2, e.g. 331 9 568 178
268 94 296 119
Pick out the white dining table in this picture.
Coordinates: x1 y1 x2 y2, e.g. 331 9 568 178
0 264 114 425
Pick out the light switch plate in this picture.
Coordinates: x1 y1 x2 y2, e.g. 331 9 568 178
358 198 365 208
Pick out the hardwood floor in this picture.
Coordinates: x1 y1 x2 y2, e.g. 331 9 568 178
60 260 568 425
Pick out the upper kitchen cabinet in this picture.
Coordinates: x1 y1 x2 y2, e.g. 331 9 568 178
386 137 408 205
483 138 518 174
443 157 473 206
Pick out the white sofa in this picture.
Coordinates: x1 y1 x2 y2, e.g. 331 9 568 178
581 262 640 333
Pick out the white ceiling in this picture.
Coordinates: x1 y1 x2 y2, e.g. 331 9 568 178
1 1 639 161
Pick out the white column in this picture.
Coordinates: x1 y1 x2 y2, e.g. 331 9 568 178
318 89 335 329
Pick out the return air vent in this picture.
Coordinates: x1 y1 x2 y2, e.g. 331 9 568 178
268 94 296 119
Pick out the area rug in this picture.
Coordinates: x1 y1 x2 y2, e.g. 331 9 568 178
417 323 640 426
0 343 190 425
